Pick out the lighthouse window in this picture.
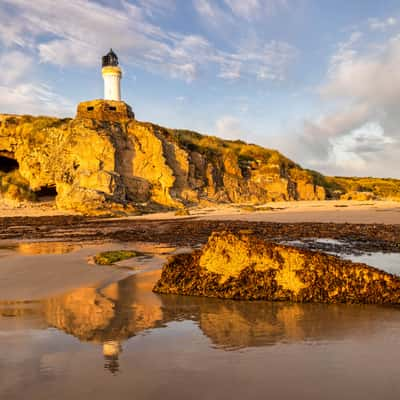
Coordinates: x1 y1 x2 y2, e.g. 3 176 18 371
108 106 117 111
87 106 94 111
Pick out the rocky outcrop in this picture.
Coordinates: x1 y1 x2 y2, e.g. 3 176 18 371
0 110 329 213
153 231 400 304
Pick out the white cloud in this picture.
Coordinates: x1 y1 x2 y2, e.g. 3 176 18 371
322 36 400 107
277 30 400 177
217 38 297 82
218 60 242 80
194 0 290 23
0 50 72 116
223 0 289 20
329 31 363 70
0 51 32 85
0 0 296 84
368 17 397 31
223 0 261 20
0 83 74 116
193 0 234 25
136 0 176 17
216 115 245 140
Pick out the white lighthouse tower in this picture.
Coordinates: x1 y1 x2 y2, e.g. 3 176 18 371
76 49 134 121
102 49 122 101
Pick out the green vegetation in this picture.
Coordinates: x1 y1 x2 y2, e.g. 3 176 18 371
93 250 138 265
304 170 400 200
326 176 400 200
161 127 309 183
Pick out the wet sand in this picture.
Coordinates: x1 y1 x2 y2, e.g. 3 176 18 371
0 243 126 301
0 242 173 301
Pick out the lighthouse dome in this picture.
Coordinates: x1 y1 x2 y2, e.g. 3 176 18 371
102 49 119 67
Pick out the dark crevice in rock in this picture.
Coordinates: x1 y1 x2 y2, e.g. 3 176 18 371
0 154 19 173
34 185 57 200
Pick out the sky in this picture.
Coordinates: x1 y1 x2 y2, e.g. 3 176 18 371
0 0 400 178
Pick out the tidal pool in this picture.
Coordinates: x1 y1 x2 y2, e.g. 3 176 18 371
0 241 399 400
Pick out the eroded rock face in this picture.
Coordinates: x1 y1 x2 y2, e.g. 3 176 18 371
0 110 325 215
0 113 328 212
153 231 400 304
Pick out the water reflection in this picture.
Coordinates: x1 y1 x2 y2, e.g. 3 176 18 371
1 271 399 373
0 242 83 255
160 295 400 349
281 238 400 275
0 272 164 374
17 242 83 255
103 341 122 374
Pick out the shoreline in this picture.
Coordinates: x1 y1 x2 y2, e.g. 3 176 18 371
1 199 399 224
1 200 400 306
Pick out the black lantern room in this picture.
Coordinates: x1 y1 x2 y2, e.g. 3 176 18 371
102 49 119 67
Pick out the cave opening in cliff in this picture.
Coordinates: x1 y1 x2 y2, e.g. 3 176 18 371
0 154 19 173
34 185 57 200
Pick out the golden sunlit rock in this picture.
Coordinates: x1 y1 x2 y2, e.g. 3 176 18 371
0 113 327 213
154 231 400 304
2 113 400 213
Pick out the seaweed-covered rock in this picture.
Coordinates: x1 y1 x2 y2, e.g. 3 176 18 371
153 231 400 304
93 250 138 265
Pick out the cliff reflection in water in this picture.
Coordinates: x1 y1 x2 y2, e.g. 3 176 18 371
1 271 399 372
159 295 400 349
44 272 164 373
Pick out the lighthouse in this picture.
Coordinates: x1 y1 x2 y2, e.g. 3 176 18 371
75 49 134 121
102 49 122 101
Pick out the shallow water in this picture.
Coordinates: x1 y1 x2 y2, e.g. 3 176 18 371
282 238 400 275
0 241 399 400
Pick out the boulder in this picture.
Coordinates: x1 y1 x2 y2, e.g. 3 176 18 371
153 231 400 304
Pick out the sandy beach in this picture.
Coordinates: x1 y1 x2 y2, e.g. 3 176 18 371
0 243 128 301
196 200 400 224
117 200 400 225
0 199 399 302
1 200 399 224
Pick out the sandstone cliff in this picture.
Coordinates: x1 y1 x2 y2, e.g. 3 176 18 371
0 112 327 213
0 110 397 213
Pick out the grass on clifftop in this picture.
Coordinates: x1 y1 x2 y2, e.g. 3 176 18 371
93 250 138 265
328 176 400 199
